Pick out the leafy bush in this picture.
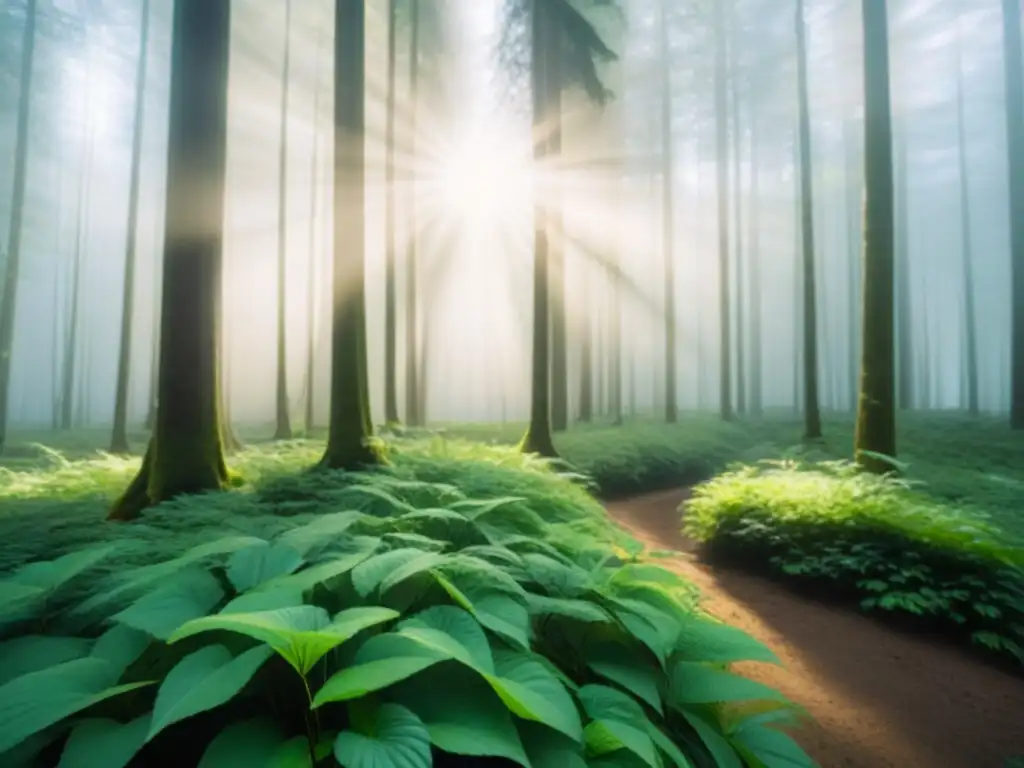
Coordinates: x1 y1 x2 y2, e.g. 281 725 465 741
0 462 816 767
686 460 1024 665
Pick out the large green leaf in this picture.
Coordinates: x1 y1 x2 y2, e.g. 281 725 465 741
672 616 780 666
195 718 288 767
485 649 582 742
333 703 431 768
220 585 305 615
669 663 788 706
112 568 224 640
147 644 274 740
352 549 435 597
261 540 379 594
90 625 151 677
10 545 119 591
520 553 592 596
730 725 817 768
680 712 742 768
645 723 694 768
0 580 45 624
393 665 529 767
314 634 446 707
578 685 660 768
168 606 398 676
397 606 495 673
0 658 153 755
0 636 93 686
527 594 610 623
518 720 588 768
227 543 305 593
585 643 661 712
578 685 648 726
435 573 531 650
379 552 449 594
276 511 364 556
58 715 150 768
609 599 678 666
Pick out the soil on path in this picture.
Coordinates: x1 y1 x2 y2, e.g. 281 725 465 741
606 487 1024 768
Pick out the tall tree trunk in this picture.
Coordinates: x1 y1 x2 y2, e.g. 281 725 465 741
1001 0 1024 427
796 0 822 439
318 0 379 469
608 186 623 426
273 0 294 440
748 102 762 417
520 0 557 457
305 28 325 433
955 20 979 416
893 122 913 410
729 2 746 417
578 275 593 422
855 0 897 473
383 0 400 425
659 0 677 423
714 0 733 421
404 0 421 427
844 117 861 411
144 253 160 431
792 126 803 413
0 0 38 452
111 0 152 454
549 47 569 432
110 0 232 520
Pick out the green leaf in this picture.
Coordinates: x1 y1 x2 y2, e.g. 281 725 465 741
518 720 588 768
673 616 780 666
277 511 364 556
314 634 446 707
646 723 694 768
352 549 435 597
435 573 531 649
393 664 529 766
196 718 288 767
263 540 379 594
730 724 818 768
0 636 93 686
148 644 274 740
584 720 660 768
0 580 46 624
10 545 119 591
397 606 495 673
585 643 662 712
333 703 431 768
0 658 153 755
610 600 678 666
267 734 335 767
220 586 305 615
578 685 647 726
58 715 151 768
379 552 449 594
669 663 788 706
227 543 305 593
527 594 610 623
169 605 397 676
485 649 582 742
680 712 742 768
90 625 151 677
112 568 224 640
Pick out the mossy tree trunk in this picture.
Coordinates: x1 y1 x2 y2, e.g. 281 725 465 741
318 0 380 470
1001 0 1024 428
0 0 38 453
955 19 979 416
404 0 422 428
854 0 897 473
273 0 294 441
109 0 232 521
111 0 152 455
714 0 733 422
795 0 822 440
658 0 677 424
520 0 557 458
383 0 400 426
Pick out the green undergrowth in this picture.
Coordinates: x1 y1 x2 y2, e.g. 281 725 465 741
686 459 1024 667
0 439 817 768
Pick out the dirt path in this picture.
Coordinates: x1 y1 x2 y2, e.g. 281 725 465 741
606 488 1024 768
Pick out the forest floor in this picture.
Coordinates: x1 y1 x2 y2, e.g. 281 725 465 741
607 487 1024 768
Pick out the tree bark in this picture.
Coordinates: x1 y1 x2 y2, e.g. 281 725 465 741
110 0 232 520
955 18 979 416
854 0 897 473
714 0 733 421
659 0 677 423
383 0 400 425
404 0 421 427
748 101 762 417
273 0 294 440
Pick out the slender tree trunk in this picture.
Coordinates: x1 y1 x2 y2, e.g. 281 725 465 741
893 122 913 410
0 0 38 452
844 117 861 411
855 0 897 472
748 103 762 417
111 0 152 454
792 127 803 414
1001 0 1024 426
383 0 400 425
714 0 733 421
404 0 421 427
578 275 593 422
144 253 160 431
549 50 569 432
955 21 979 415
796 0 822 439
659 0 677 423
305 29 325 434
729 2 746 417
318 0 379 469
110 0 232 520
521 0 557 457
273 0 294 440
608 174 623 426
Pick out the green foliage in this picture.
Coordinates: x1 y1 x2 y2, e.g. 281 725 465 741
686 459 1024 665
0 442 812 768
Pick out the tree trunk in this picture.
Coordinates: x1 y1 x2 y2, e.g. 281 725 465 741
578 275 593 422
714 0 733 421
659 0 677 423
1001 0 1024 427
729 1 746 417
844 117 861 411
796 0 822 440
748 102 762 417
549 47 569 433
305 28 325 434
855 0 897 473
109 0 232 521
955 20 979 416
0 0 38 452
273 0 294 441
792 126 803 414
521 0 558 457
893 122 913 410
404 0 421 427
383 0 400 425
318 0 379 469
111 0 152 454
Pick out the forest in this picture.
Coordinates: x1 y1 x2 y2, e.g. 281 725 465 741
0 0 1023 766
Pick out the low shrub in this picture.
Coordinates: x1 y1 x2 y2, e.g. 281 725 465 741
685 460 1024 665
0 461 817 768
